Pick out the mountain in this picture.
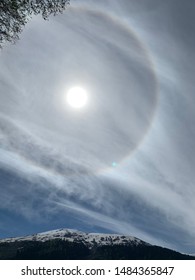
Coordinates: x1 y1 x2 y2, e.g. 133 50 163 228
0 228 194 260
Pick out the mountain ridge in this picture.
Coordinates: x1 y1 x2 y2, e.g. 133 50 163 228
0 228 148 248
0 228 194 260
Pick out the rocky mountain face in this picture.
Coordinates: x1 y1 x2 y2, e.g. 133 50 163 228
0 229 194 260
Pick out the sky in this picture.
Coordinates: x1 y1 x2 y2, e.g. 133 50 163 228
0 0 195 254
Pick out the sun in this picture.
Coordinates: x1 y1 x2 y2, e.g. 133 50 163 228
66 87 88 109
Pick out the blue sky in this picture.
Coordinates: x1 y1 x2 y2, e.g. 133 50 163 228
0 0 195 254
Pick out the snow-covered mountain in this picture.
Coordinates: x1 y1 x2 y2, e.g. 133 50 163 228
0 228 147 249
0 229 194 260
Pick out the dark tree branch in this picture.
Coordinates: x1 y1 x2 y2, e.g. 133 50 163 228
0 0 70 48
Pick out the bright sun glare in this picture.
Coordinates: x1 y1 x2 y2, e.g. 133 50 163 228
66 87 88 109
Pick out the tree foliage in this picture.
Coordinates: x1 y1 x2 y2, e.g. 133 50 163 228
0 0 70 48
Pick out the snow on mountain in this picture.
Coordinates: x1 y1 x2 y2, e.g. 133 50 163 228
0 228 149 248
